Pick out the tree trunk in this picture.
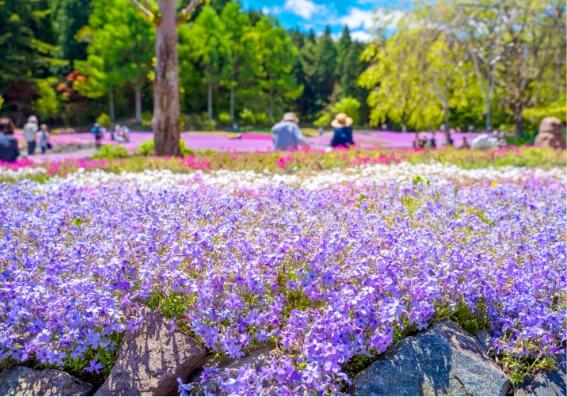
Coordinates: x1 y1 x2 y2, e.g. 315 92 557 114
207 80 213 121
514 107 525 135
153 0 180 156
134 83 143 123
109 90 115 121
268 96 274 121
230 86 236 124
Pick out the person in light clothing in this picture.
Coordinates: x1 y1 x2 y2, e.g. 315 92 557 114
272 112 308 151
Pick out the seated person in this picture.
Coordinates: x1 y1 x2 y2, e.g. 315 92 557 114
330 113 355 148
0 118 20 162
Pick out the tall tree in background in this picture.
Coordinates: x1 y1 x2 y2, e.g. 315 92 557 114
50 0 91 68
76 0 152 122
250 17 302 120
316 26 337 107
187 5 230 121
130 0 202 156
0 0 63 122
221 2 253 124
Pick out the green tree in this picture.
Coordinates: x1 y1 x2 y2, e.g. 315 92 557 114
129 0 203 156
220 3 254 124
76 0 153 122
249 17 302 120
0 0 64 121
316 26 337 106
50 0 92 68
186 5 230 121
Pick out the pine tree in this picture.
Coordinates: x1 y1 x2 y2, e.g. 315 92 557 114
315 26 337 107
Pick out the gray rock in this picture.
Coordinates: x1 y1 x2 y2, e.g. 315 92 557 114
515 364 567 396
95 310 206 396
0 366 92 396
189 346 274 395
353 320 511 396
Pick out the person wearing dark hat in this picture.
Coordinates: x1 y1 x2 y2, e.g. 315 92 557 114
272 112 308 151
0 118 20 162
330 113 355 148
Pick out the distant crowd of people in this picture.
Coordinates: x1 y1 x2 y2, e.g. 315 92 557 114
90 123 131 148
0 115 52 162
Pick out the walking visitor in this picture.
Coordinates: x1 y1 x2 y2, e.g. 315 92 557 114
272 112 308 151
330 113 354 148
39 124 51 154
23 115 38 155
91 122 103 148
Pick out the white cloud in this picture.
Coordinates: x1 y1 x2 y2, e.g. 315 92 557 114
284 0 326 20
351 30 373 42
374 9 404 29
338 8 375 30
338 7 405 31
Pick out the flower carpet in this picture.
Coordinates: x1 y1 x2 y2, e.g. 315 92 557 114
0 161 565 394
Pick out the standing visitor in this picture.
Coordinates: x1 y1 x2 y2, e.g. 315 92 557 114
0 118 20 162
38 124 51 154
272 112 308 151
461 137 471 149
330 113 355 148
23 115 38 155
91 122 103 148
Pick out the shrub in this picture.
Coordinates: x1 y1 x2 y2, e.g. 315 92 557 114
139 139 194 156
218 112 231 126
203 119 217 131
97 113 112 128
186 114 204 131
138 140 155 156
240 108 255 126
314 113 332 128
141 111 153 129
93 145 129 160
332 97 361 125
255 112 270 127
34 78 60 120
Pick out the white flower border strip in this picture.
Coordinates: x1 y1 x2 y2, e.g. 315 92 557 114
45 163 566 191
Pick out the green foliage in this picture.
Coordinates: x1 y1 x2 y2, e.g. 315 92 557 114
314 113 332 128
240 108 256 126
523 99 567 125
332 97 361 125
0 95 4 110
96 113 111 128
147 290 196 319
141 111 152 129
93 144 129 159
139 139 193 157
218 112 231 126
138 139 154 156
34 78 60 119
202 119 217 131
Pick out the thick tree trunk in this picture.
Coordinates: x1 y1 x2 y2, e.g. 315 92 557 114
514 107 525 135
207 80 213 121
109 90 115 121
134 83 143 123
153 0 180 156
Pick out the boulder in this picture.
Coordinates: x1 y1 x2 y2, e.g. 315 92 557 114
0 366 92 396
95 310 206 396
515 364 566 396
189 346 274 395
353 320 511 396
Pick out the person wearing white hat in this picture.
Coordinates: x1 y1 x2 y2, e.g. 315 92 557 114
330 113 354 148
23 115 39 155
271 112 309 151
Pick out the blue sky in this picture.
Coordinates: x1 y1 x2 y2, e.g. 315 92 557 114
240 0 411 41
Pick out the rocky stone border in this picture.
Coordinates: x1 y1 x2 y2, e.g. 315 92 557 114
1 316 564 396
